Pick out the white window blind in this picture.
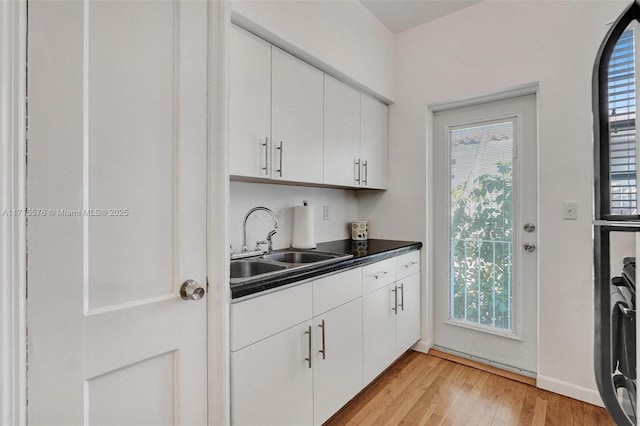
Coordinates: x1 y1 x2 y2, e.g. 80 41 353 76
609 28 637 215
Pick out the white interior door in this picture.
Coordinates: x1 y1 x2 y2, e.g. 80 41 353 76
433 94 538 375
26 1 208 424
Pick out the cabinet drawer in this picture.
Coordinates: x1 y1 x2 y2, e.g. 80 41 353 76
313 268 362 315
362 258 396 294
231 283 312 351
396 251 420 280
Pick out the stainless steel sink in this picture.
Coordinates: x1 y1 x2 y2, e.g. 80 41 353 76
230 249 353 284
230 260 287 279
261 251 340 264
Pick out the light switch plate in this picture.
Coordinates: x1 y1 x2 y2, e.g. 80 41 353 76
563 201 578 220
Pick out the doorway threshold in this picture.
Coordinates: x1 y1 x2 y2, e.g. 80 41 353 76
429 346 536 387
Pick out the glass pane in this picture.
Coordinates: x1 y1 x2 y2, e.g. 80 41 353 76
450 121 513 331
609 27 637 215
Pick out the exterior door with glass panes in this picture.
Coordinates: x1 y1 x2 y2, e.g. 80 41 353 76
433 94 537 375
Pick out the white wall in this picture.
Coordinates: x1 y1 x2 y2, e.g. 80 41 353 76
230 0 395 101
229 182 359 252
360 0 629 406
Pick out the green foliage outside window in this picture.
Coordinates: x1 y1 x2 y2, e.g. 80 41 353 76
450 161 513 330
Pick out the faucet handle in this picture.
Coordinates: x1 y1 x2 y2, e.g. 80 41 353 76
255 240 268 252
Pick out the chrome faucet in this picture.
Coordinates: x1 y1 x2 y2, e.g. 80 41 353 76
242 206 279 253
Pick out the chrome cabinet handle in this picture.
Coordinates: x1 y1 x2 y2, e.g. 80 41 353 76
318 320 326 360
276 141 283 177
355 159 361 184
404 261 418 268
399 283 404 311
392 285 398 314
363 160 368 185
304 326 312 368
261 137 269 175
374 271 389 279
180 279 205 301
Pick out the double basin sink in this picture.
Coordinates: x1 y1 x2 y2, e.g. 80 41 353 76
230 249 353 284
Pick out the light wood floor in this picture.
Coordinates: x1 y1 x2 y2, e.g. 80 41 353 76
325 350 615 425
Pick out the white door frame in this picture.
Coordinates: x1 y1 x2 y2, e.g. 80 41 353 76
424 83 539 356
0 0 27 424
1 0 231 424
207 0 231 424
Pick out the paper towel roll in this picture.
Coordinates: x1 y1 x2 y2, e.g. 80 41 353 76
292 203 316 249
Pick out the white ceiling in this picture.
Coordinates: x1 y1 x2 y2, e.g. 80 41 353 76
360 0 482 34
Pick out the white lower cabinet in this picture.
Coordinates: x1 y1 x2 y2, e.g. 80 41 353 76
363 253 421 385
230 251 420 425
313 298 363 426
231 320 314 426
363 283 397 384
396 272 421 355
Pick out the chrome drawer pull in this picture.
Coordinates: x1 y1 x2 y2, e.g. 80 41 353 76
392 285 398 314
304 326 312 368
362 160 368 185
374 271 389 279
261 137 269 175
276 141 283 177
318 320 326 360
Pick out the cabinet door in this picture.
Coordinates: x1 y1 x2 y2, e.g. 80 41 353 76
360 94 388 189
231 321 313 426
323 75 361 187
363 283 397 385
229 25 271 178
272 47 324 184
313 299 363 426
396 273 421 355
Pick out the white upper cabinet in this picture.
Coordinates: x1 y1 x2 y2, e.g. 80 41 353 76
271 47 324 184
324 75 361 187
229 25 388 189
360 94 388 189
229 25 272 178
324 76 389 189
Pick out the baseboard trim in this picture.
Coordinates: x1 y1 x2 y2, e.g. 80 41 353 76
411 340 431 354
536 374 605 408
428 348 537 387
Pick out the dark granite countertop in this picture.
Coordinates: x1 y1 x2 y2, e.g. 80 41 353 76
231 239 422 299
